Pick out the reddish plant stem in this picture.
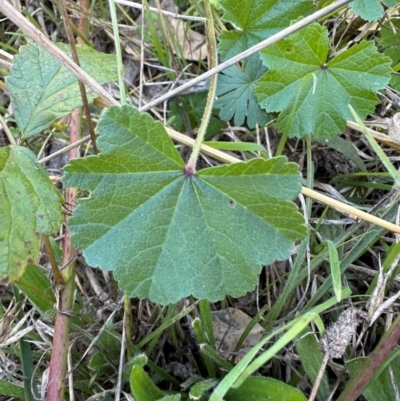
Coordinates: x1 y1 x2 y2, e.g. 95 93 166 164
46 110 80 401
336 314 400 401
76 0 89 40
46 0 90 395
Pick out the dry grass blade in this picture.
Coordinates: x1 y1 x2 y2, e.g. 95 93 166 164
0 303 34 348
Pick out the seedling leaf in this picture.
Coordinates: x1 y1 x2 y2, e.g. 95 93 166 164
215 54 269 128
0 146 64 283
63 105 307 305
255 23 392 139
217 0 315 61
6 43 118 138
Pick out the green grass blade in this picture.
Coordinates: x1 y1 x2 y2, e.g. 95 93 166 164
327 240 342 301
349 105 400 187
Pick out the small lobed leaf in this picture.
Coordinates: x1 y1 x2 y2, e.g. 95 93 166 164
215 54 270 128
63 105 307 305
255 23 392 140
6 43 118 138
377 19 400 90
217 0 316 61
0 146 64 283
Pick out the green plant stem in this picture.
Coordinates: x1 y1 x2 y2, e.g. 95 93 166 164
185 0 217 174
199 299 215 347
109 0 126 104
306 134 314 219
124 294 133 359
192 318 216 378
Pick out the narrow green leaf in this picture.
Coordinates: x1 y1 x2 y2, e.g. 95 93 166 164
255 23 392 140
189 378 219 400
199 300 216 347
6 43 118 138
296 332 330 400
384 0 400 6
158 396 181 401
346 350 400 401
63 105 307 305
225 377 307 401
200 344 233 370
204 141 268 156
0 146 64 283
217 0 316 60
209 290 351 401
130 365 165 401
234 288 351 389
14 265 55 315
349 106 400 188
327 240 341 301
0 379 25 399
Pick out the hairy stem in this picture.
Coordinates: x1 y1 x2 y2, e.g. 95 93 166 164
185 0 217 175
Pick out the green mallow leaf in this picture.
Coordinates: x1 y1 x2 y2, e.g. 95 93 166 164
377 19 400 90
350 0 384 21
6 43 118 138
0 146 64 283
215 54 270 128
63 105 306 305
217 0 315 61
350 0 400 22
255 23 392 140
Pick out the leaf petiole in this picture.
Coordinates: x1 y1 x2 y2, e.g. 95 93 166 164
185 0 218 175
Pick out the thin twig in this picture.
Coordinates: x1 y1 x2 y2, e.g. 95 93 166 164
58 0 99 153
0 114 16 146
309 354 330 401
